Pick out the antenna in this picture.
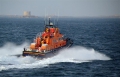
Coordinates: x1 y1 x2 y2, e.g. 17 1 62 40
54 15 55 25
57 10 59 26
44 8 46 26
49 17 50 25
54 14 56 25
44 8 46 28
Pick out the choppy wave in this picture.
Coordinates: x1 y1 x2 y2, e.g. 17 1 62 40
0 43 111 71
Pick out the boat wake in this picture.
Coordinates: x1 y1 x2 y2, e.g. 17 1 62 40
0 43 111 71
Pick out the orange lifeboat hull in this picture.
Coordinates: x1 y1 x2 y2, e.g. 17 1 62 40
22 38 73 58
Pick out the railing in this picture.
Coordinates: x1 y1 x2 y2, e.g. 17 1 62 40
36 32 43 38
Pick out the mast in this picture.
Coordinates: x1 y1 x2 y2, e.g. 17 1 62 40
49 17 50 25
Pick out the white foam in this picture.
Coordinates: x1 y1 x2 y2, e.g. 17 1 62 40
56 46 111 61
0 43 111 71
0 42 29 56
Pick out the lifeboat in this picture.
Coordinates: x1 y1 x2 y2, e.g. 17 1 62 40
22 18 73 58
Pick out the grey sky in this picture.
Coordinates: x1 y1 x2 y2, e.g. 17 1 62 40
0 0 120 17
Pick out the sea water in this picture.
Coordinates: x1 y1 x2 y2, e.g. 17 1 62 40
0 17 120 77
